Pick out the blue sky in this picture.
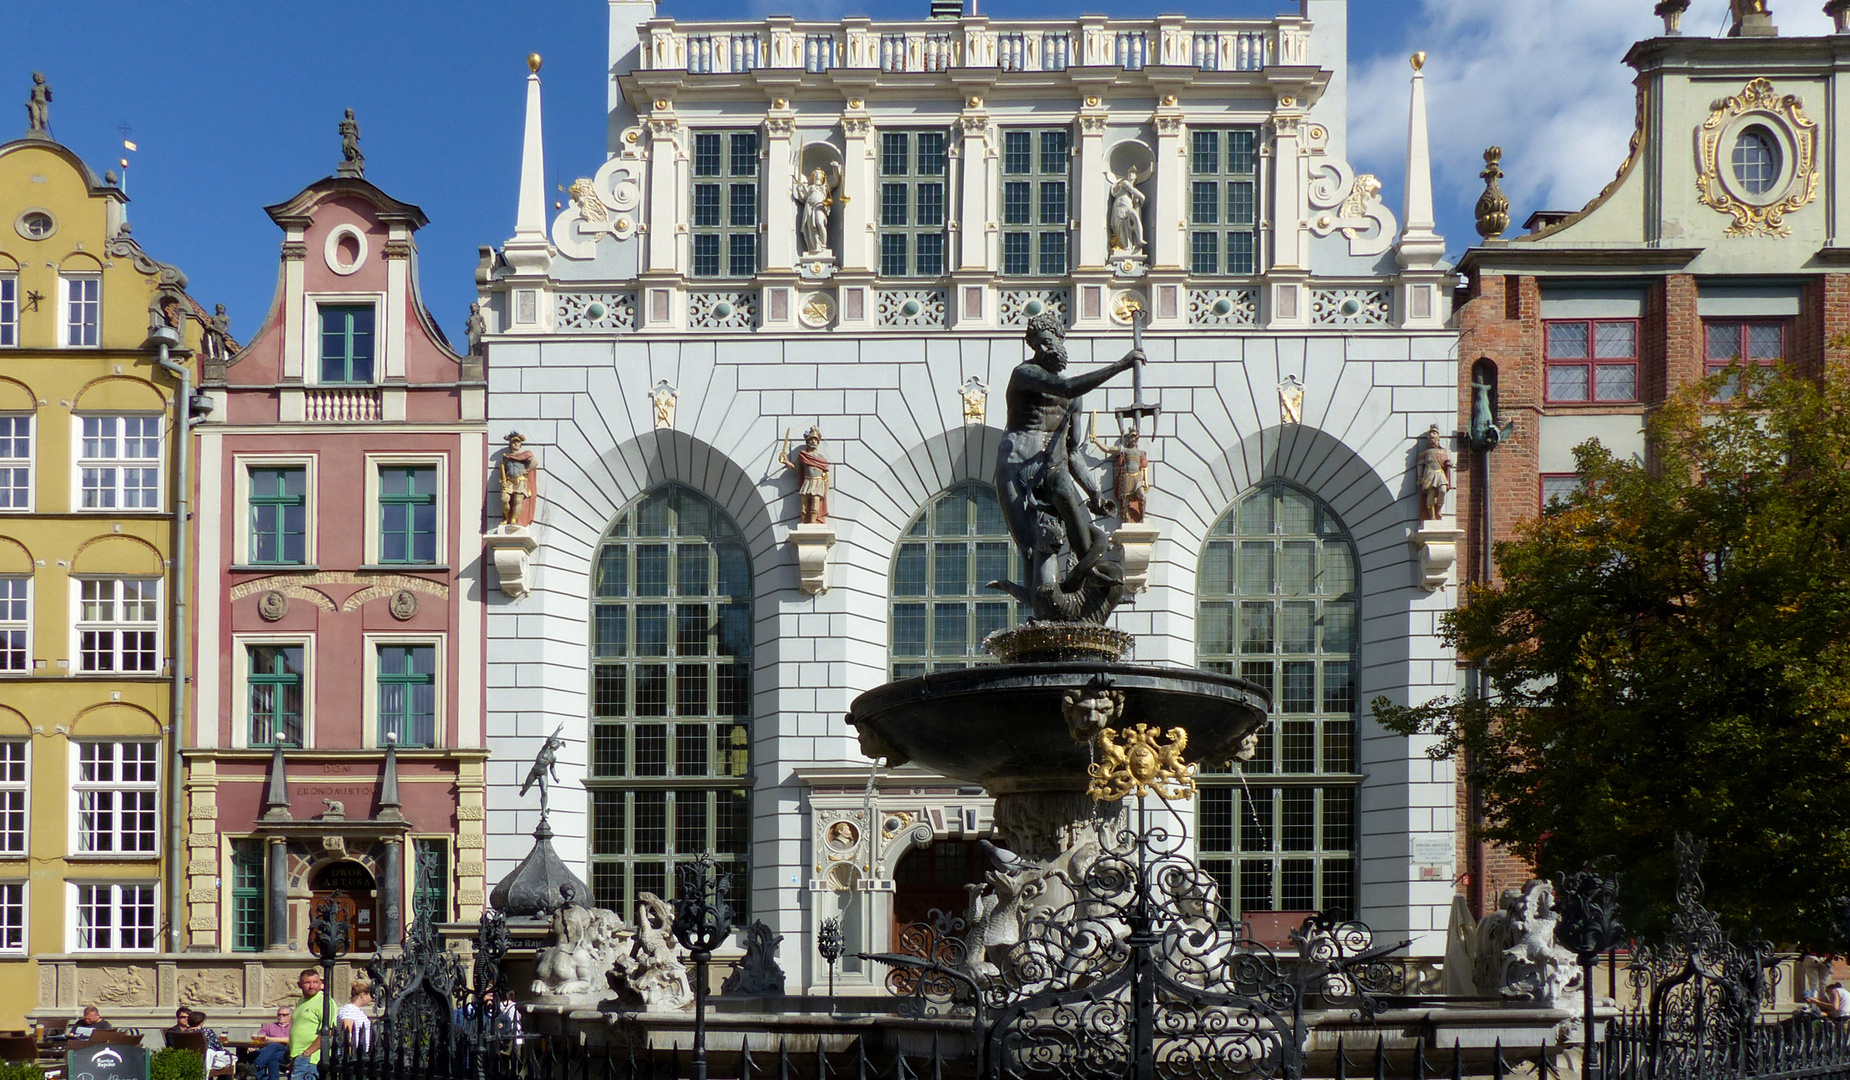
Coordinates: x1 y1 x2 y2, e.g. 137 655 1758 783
4 1 1818 343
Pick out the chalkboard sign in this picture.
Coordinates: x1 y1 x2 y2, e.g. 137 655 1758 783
69 1043 150 1080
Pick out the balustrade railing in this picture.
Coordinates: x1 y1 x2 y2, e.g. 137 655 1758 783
304 386 380 423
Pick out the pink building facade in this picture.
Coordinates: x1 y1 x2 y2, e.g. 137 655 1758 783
187 173 486 991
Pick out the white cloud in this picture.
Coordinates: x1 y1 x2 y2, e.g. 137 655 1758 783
1347 0 1833 245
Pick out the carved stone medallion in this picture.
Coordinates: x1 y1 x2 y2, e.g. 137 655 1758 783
258 590 289 622
388 589 418 620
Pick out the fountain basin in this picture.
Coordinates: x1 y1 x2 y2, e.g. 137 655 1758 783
846 662 1269 790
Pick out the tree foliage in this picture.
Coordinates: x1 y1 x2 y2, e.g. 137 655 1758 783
1375 366 1850 944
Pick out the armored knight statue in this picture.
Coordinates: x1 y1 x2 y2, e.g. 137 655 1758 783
1417 426 1455 521
991 313 1144 622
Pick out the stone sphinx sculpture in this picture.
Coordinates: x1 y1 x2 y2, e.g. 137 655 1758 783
719 920 787 996
1469 880 1580 1005
531 899 628 1002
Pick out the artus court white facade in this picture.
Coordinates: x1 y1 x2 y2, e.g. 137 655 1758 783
477 0 1463 991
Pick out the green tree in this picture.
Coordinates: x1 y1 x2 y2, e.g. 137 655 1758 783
1377 366 1850 944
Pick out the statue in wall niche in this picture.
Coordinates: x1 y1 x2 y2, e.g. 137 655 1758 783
25 72 50 137
792 165 841 257
1088 424 1150 525
337 109 364 178
992 313 1145 622
777 426 831 525
1417 426 1455 522
497 431 538 528
720 920 787 996
465 303 487 356
1105 165 1147 255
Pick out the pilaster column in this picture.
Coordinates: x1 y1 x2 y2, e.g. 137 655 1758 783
1269 109 1306 271
840 102 874 272
646 102 682 275
1150 105 1185 270
957 99 992 273
764 105 798 272
1076 98 1110 271
380 839 404 944
266 837 290 951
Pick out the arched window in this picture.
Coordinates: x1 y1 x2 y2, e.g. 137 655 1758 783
1196 482 1359 921
889 482 1023 680
587 485 751 918
1732 127 1780 196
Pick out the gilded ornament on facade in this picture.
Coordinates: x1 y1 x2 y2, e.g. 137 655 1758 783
1695 78 1819 237
1476 146 1511 240
1087 723 1196 802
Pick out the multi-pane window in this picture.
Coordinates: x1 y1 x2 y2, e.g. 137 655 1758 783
0 415 30 509
64 275 100 347
1704 320 1785 400
1197 482 1358 921
1001 129 1070 277
379 644 436 747
0 743 24 854
878 131 949 278
0 275 16 346
0 578 25 672
230 839 265 953
1733 128 1780 196
1544 320 1638 403
77 579 159 674
379 466 438 564
890 483 1022 680
319 304 375 383
73 883 156 950
413 838 450 923
250 466 307 565
691 131 760 278
1540 474 1582 510
1188 128 1261 276
0 883 20 952
79 415 161 510
74 741 159 854
588 486 751 921
248 645 304 747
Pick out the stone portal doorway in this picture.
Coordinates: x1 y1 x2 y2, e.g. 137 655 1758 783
311 860 379 954
892 840 987 935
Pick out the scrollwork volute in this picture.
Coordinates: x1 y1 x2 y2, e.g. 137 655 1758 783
1695 78 1819 237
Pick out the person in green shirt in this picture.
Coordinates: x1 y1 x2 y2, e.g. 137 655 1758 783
287 968 328 1080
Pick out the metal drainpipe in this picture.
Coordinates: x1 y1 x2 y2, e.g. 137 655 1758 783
151 324 190 954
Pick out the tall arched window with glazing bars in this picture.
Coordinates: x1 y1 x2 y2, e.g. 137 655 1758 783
1195 481 1360 922
587 486 751 919
889 482 1024 680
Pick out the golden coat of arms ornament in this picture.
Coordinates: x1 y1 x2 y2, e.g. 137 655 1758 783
1696 78 1819 237
1087 723 1196 802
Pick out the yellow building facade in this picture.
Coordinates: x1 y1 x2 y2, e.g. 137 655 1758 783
0 132 216 1028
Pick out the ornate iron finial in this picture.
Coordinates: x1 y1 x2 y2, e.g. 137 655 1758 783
1554 866 1626 963
1476 147 1511 240
1656 0 1691 34
311 891 350 963
24 72 50 139
1827 895 1850 953
337 109 364 179
817 915 845 1001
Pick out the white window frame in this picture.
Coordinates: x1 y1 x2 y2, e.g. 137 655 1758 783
0 741 26 856
233 454 318 567
303 294 386 387
0 413 33 512
362 633 445 750
0 576 27 674
59 273 101 348
0 273 17 347
0 881 23 953
72 578 161 675
231 634 315 749
69 740 160 857
74 414 164 513
363 453 447 567
68 881 158 951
